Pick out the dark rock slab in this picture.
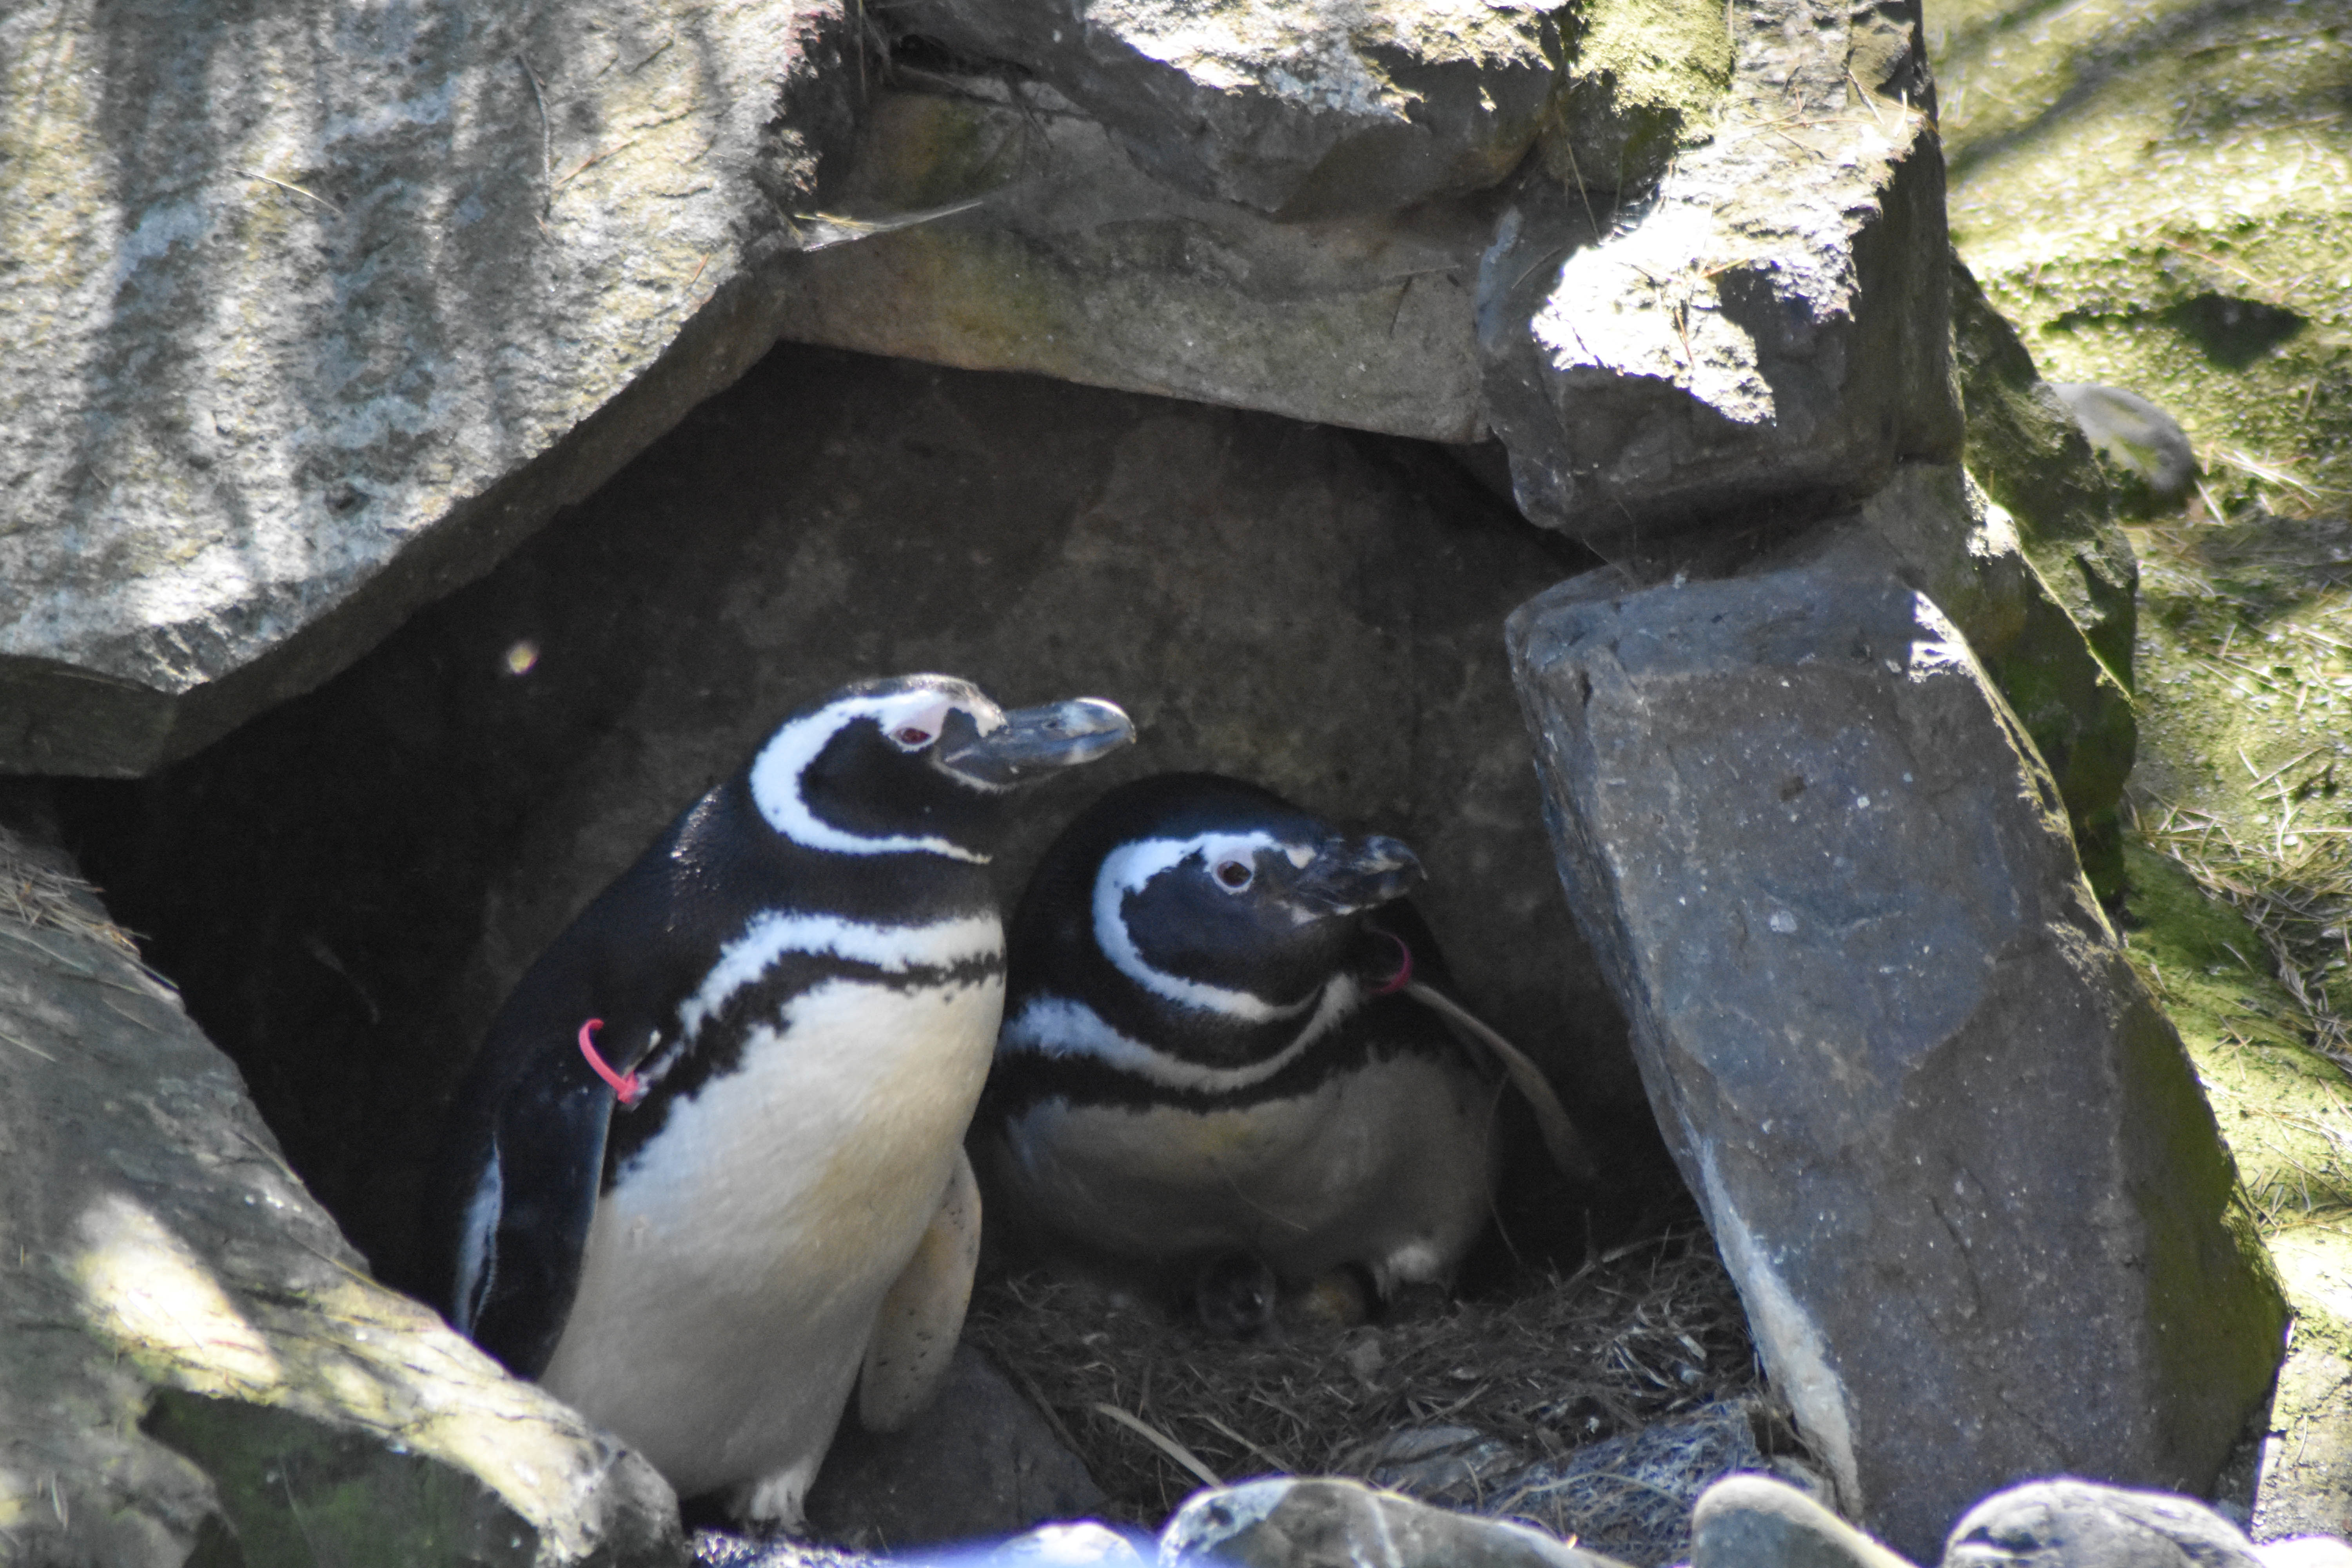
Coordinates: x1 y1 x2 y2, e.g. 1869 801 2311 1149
804 1345 1103 1551
1506 531 2288 1560
882 0 1564 218
1944 1479 2266 1568
0 814 681 1565
1480 0 1962 541
0 0 862 776
1162 1476 1633 1568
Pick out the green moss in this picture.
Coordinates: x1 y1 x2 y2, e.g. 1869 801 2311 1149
1934 0 2352 516
2122 844 2352 1239
1546 0 1733 191
142 1392 539 1568
844 93 1030 212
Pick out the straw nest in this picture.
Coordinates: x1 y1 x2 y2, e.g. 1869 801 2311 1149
964 1211 1777 1542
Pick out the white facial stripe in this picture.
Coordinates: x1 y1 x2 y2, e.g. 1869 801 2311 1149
453 1135 503 1336
748 692 1000 862
675 910 1004 1049
1094 833 1315 1022
1000 982 1361 1094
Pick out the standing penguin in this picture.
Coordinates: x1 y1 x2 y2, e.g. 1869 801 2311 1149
973 773 1577 1326
430 674 1132 1528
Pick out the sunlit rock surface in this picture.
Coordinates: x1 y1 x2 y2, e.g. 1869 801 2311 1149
0 0 859 775
0 816 680 1566
882 0 1565 219
1480 0 1961 541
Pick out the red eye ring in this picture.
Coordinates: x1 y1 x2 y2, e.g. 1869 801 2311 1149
895 726 934 747
1215 859 1253 889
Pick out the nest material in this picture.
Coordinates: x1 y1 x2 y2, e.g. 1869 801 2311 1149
0 822 136 952
964 1216 1773 1541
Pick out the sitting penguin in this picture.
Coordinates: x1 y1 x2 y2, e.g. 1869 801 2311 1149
428 673 1132 1529
972 773 1589 1331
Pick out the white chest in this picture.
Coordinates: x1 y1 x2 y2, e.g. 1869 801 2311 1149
541 967 1002 1501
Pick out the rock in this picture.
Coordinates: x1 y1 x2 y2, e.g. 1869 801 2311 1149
2256 1542 2352 1568
0 814 682 1566
0 0 862 777
1943 1479 2266 1568
1849 463 2134 902
802 1345 1105 1551
881 0 1564 219
2254 1293 2352 1540
1352 1425 1534 1512
695 1530 878 1567
769 76 1497 445
1161 1476 1633 1568
978 1522 1155 1567
2049 387 2200 512
1942 258 2139 897
1541 0 1734 195
1693 1474 1920 1568
1479 0 1963 542
61 342 1643 1304
1487 1399 1773 1567
1505 526 2289 1560
1946 257 2138 692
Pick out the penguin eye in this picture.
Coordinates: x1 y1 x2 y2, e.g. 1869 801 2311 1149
893 725 935 748
1213 858 1254 891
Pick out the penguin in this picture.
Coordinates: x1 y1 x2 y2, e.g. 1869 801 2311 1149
430 674 1132 1529
971 773 1586 1328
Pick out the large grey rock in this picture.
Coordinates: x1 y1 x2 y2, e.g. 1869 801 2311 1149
769 76 1498 444
0 0 861 777
882 0 1565 219
1162 1477 1633 1568
1505 529 2288 1560
0 816 682 1566
1693 1474 1919 1568
804 1345 1104 1550
1480 0 1962 541
1944 1480 2265 1568
64 343 1635 1296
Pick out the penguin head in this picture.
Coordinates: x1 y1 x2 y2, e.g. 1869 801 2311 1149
1019 773 1423 1030
748 675 1133 863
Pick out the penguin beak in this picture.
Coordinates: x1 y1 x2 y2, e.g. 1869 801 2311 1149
938 697 1135 787
1295 834 1423 914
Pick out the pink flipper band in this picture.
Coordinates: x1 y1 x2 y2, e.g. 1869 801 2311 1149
577 1018 646 1106
1372 930 1413 996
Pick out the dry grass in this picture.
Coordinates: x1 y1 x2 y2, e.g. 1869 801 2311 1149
2137 795 2352 1073
0 822 140 955
964 1216 1768 1532
2129 510 2352 1076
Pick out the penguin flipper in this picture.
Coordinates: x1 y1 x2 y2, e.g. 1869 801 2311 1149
857 1146 982 1432
455 1078 615 1379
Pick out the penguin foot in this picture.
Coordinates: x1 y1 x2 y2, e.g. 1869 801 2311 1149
728 1454 822 1537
